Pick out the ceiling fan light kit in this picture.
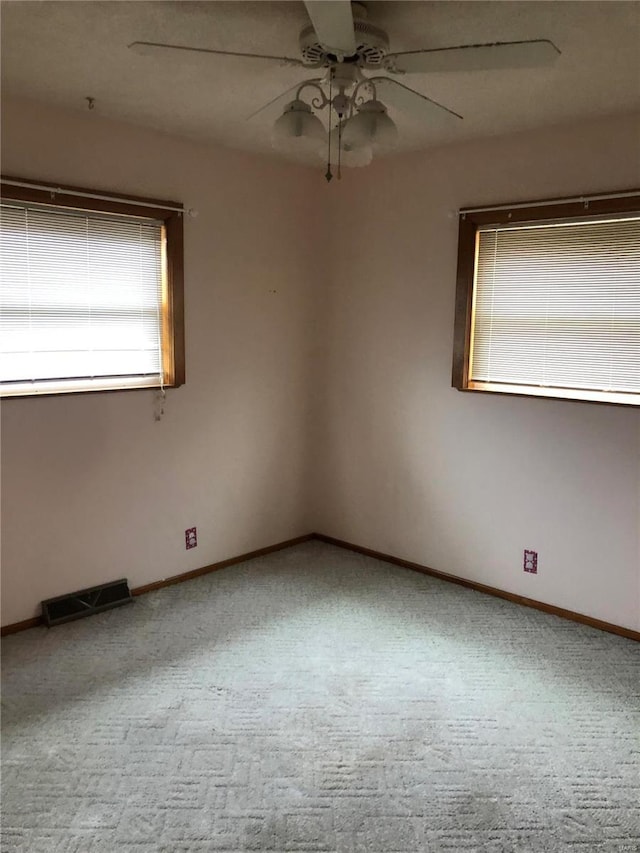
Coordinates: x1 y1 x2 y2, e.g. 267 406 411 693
270 72 398 170
342 99 398 151
129 0 561 180
272 99 327 154
324 131 373 168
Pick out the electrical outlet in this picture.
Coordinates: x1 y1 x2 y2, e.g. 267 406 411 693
185 527 197 549
524 549 538 573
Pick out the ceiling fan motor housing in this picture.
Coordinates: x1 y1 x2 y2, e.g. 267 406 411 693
299 18 390 68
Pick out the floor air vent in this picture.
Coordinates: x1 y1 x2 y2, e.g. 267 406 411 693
42 579 132 627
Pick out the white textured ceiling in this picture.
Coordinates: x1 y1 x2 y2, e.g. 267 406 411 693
2 1 640 166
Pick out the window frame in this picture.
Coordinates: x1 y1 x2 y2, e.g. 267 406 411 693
452 189 640 407
0 175 185 398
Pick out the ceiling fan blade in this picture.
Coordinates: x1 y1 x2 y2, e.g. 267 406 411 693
129 41 304 68
369 77 463 124
246 79 323 121
386 39 561 74
303 1 356 55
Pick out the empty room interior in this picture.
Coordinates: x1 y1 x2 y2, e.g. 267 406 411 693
1 1 639 851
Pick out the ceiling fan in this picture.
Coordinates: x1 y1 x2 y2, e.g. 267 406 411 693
129 1 560 179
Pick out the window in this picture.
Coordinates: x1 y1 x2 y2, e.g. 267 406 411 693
452 191 640 406
0 177 184 397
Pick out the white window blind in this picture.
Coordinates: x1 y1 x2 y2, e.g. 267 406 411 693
470 215 640 397
0 202 165 395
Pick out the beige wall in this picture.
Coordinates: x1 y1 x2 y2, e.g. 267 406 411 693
1 98 320 625
313 113 640 632
2 100 639 633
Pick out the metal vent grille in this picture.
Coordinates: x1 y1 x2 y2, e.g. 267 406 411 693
42 579 132 627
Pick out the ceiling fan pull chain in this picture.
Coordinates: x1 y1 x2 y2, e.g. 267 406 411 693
325 75 333 183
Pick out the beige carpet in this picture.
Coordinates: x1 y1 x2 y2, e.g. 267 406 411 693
2 541 639 852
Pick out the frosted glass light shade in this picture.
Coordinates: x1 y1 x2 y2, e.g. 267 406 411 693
321 132 373 167
342 100 398 151
272 100 327 154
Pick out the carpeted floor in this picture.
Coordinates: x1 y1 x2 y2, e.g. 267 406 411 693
2 540 639 853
